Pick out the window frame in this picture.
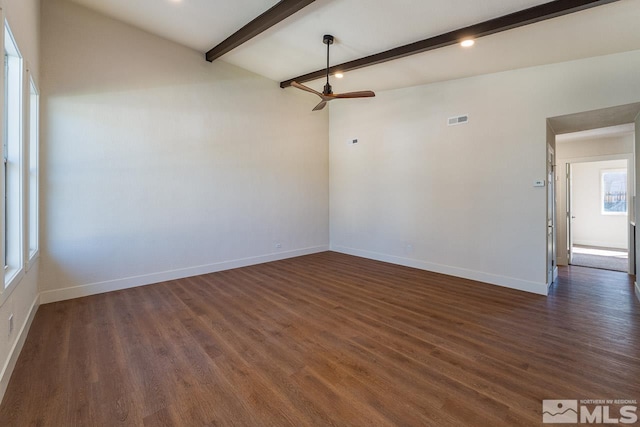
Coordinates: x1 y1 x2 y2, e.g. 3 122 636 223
26 69 38 270
600 168 628 216
0 15 4 295
1 17 25 298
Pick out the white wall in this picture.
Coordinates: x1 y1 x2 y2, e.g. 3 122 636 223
0 0 40 405
39 0 329 301
3 0 38 81
571 159 628 249
557 134 634 158
556 134 634 263
330 49 640 295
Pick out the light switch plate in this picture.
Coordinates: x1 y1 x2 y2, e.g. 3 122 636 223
534 180 545 187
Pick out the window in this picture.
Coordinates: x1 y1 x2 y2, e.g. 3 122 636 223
3 22 23 289
28 76 38 263
1 19 38 296
601 168 627 215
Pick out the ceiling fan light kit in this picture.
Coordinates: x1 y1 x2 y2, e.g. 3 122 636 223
290 34 375 111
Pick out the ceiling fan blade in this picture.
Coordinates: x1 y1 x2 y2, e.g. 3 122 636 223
291 81 323 98
312 100 328 111
333 91 376 99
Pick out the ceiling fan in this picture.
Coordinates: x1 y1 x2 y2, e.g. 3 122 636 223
291 35 375 111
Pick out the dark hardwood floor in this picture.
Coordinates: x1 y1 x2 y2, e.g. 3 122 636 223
1 252 638 426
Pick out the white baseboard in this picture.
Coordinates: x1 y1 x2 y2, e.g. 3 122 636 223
331 245 548 296
40 245 329 304
546 266 560 293
0 293 40 405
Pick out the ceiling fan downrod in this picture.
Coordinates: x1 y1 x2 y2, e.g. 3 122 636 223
323 34 334 95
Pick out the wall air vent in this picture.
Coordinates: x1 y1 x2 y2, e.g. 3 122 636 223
448 115 469 126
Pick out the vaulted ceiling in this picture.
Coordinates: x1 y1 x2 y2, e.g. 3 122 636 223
69 0 640 93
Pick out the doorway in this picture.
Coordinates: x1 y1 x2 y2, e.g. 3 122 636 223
548 102 640 281
566 159 629 272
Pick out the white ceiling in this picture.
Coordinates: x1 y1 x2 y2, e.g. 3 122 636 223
69 0 640 93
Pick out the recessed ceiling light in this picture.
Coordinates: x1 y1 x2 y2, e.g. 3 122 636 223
460 39 475 48
335 72 344 79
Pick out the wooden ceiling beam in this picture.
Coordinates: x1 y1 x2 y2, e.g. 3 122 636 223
207 0 316 62
280 0 619 88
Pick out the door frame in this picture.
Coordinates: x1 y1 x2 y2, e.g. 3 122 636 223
547 144 557 287
547 103 640 294
566 162 573 265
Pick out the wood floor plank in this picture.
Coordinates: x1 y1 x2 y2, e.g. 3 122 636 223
1 252 638 426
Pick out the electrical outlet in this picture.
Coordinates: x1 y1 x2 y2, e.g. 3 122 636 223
275 242 282 249
8 314 14 337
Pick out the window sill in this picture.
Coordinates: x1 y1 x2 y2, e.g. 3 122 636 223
1 267 25 307
26 250 39 272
